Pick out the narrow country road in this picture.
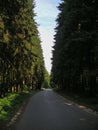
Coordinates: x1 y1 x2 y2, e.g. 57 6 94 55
16 89 98 130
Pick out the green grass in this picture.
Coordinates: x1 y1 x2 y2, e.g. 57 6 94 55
54 88 98 112
0 90 38 129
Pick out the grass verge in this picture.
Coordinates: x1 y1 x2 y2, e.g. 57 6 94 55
0 90 39 130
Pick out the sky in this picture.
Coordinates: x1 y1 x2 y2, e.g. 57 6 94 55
35 0 61 73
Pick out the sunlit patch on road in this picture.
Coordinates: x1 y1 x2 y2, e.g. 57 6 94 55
79 106 86 109
64 103 73 106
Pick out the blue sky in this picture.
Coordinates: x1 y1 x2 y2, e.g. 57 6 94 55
35 0 61 73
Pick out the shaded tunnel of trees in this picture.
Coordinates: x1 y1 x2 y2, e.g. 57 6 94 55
1 0 98 98
51 0 98 97
0 0 47 97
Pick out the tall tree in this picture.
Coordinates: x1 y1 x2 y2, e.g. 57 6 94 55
0 0 45 96
51 0 98 96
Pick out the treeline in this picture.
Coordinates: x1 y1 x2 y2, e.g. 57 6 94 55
0 0 45 97
51 0 98 96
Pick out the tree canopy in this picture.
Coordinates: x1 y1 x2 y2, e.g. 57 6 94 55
0 0 46 97
51 0 98 96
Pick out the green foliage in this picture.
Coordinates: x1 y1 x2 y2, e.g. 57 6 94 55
0 92 28 124
0 0 45 96
42 69 50 88
0 90 39 129
51 0 98 96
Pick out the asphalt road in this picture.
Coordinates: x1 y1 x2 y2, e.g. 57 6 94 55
16 89 98 130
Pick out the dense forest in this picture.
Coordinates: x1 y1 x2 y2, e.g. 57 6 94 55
0 0 47 97
51 0 98 97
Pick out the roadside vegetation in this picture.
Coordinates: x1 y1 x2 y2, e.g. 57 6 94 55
0 90 39 129
0 0 46 97
51 0 98 111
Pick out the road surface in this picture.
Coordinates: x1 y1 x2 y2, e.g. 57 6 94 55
16 89 98 130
